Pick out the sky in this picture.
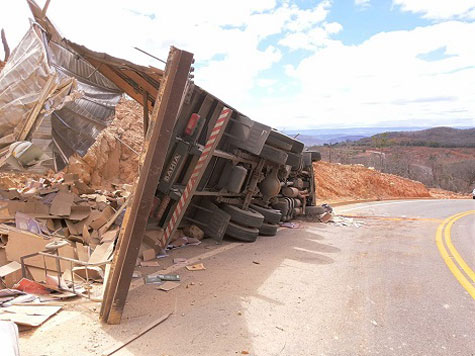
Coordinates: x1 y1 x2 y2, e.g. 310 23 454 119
1 0 474 129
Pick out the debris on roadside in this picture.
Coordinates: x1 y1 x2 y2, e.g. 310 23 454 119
140 261 160 268
143 274 180 286
331 216 363 228
281 222 301 229
303 204 334 223
185 263 206 271
0 0 330 327
157 281 180 292
0 320 20 356
0 171 128 327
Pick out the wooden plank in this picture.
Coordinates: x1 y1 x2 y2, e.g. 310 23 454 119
122 69 159 99
100 47 193 324
101 312 171 356
17 73 58 141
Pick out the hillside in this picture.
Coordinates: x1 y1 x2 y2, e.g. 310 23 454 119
313 161 468 204
354 127 475 148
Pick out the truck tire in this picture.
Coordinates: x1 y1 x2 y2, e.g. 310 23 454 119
259 145 288 165
222 204 264 228
266 131 293 151
272 200 289 217
226 221 259 242
259 222 278 236
250 204 282 224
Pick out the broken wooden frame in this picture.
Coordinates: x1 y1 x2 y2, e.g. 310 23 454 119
100 47 194 324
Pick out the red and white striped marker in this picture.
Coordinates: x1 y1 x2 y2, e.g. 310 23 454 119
163 107 232 244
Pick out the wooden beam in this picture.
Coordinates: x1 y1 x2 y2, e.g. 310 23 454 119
121 69 158 99
99 47 193 324
142 91 149 136
41 0 51 18
101 312 171 355
17 73 58 141
1 29 10 61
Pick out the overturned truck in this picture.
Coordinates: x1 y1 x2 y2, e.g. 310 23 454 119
0 1 322 324
101 50 321 323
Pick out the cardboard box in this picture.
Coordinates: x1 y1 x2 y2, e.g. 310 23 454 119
0 247 7 266
0 261 22 287
5 229 76 270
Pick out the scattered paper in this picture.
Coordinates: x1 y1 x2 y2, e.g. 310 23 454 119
140 261 160 267
186 263 206 271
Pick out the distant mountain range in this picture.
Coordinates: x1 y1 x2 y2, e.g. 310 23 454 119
282 126 474 146
354 127 475 148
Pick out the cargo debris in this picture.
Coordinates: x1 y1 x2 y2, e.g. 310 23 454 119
0 0 329 327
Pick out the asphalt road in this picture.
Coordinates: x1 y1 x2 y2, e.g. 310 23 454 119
20 199 475 356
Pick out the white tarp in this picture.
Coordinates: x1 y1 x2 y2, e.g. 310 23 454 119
0 27 52 147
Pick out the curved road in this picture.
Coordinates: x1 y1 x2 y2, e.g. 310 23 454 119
20 199 475 356
333 199 475 356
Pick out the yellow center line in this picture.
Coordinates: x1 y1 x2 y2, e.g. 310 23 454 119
444 211 475 283
435 210 475 300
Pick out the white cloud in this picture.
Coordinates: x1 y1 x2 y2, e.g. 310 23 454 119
256 79 278 87
2 1 473 130
355 0 371 9
0 0 288 106
248 21 475 128
284 1 332 32
393 0 475 20
6 0 334 109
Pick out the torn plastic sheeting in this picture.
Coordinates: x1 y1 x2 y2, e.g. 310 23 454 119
42 37 122 169
0 27 52 142
0 25 122 171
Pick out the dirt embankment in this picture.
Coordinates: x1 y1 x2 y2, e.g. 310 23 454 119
313 161 469 203
66 99 144 189
313 161 432 203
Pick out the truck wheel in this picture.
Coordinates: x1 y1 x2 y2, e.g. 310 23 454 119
250 204 282 224
222 204 264 228
259 222 278 236
226 221 259 242
259 145 288 165
272 200 289 218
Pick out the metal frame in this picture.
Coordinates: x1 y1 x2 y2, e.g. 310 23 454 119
20 251 110 299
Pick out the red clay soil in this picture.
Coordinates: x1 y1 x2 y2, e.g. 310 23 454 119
427 188 470 199
313 161 432 203
66 99 144 189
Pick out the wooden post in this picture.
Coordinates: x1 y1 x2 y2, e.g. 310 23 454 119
100 47 193 324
